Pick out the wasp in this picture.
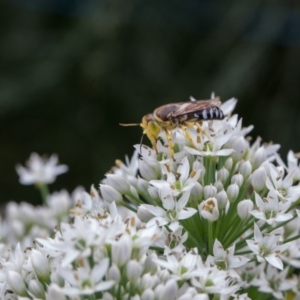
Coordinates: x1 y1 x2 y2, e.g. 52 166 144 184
120 97 225 158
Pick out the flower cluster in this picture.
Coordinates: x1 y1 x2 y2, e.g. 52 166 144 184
1 98 300 300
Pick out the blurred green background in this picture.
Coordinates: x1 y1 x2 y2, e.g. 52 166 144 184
1 0 300 205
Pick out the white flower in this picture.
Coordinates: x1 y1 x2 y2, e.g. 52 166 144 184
252 265 295 300
265 163 300 202
281 238 300 268
57 258 114 296
16 153 68 185
251 191 293 225
150 157 201 197
184 145 234 158
198 197 219 221
142 186 197 230
36 216 117 266
158 225 188 256
276 150 300 181
210 239 249 270
246 224 289 270
154 249 199 280
190 259 242 296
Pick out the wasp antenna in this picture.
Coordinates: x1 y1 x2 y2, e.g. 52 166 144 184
119 123 140 127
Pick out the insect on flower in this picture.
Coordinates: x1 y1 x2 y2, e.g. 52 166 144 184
120 97 225 158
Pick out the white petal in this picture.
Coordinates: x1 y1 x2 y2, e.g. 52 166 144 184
178 208 197 220
220 98 238 115
142 204 165 217
178 157 190 183
177 190 191 209
265 255 283 270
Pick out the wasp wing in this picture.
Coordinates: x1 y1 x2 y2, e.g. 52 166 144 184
171 98 221 117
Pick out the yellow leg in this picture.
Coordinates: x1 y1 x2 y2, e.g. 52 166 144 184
186 122 211 141
146 132 158 154
163 129 175 158
179 124 198 149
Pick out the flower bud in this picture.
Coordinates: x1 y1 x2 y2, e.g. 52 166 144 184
100 184 123 203
112 235 132 267
237 199 253 220
126 260 143 282
105 174 130 194
50 271 64 287
215 190 228 209
137 178 150 195
217 168 229 185
231 173 244 187
144 253 158 275
190 182 203 202
203 184 217 199
107 264 121 282
141 289 155 300
102 292 114 300
137 205 155 223
224 157 233 171
239 161 252 178
160 280 178 300
31 249 51 282
7 271 27 297
139 159 158 181
251 167 267 191
148 186 160 201
231 136 248 162
226 183 239 203
199 197 219 221
214 180 224 192
28 279 45 299
193 160 206 181
130 186 139 199
252 147 267 169
46 284 66 300
141 274 156 290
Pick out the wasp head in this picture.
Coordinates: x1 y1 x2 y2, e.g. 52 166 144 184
141 114 161 153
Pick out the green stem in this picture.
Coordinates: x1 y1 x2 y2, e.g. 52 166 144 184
208 221 213 255
37 183 49 205
284 234 300 244
120 201 137 213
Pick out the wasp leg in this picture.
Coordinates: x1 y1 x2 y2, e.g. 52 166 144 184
186 122 211 142
179 124 198 149
163 128 175 159
145 132 159 154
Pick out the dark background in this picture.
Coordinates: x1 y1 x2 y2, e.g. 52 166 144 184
1 0 300 205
